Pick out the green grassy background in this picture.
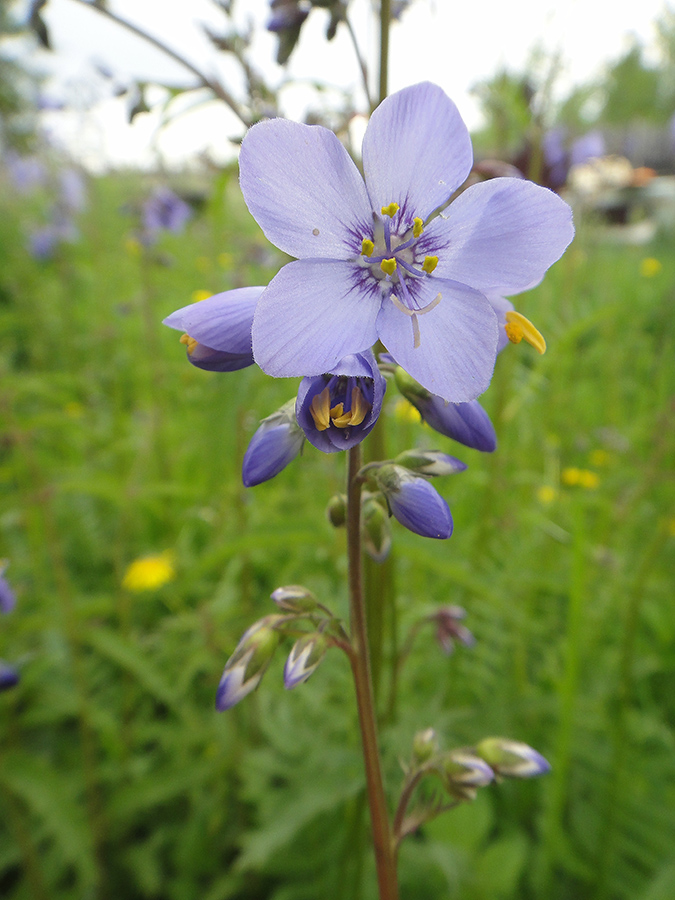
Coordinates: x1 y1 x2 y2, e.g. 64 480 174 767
0 167 673 900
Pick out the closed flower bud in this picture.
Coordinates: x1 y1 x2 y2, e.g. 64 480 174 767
412 728 439 764
394 367 497 452
474 737 551 778
395 449 467 477
283 633 327 689
431 605 476 655
215 618 281 711
375 465 453 539
442 750 495 800
295 351 386 453
270 585 318 613
326 493 347 527
242 400 305 487
163 286 263 372
362 496 392 562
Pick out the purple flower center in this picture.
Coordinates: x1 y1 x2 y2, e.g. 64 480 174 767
309 374 373 435
357 203 441 348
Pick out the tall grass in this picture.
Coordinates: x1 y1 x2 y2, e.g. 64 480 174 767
0 169 673 900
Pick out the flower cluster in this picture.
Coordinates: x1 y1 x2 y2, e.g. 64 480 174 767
0 565 19 693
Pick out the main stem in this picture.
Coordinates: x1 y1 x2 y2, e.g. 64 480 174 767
346 446 399 900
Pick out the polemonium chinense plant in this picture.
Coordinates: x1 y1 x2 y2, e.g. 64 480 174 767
165 81 573 900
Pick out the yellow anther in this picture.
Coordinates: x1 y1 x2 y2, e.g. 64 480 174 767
422 255 438 274
413 217 424 238
380 258 397 277
309 387 331 431
348 387 369 427
180 333 198 355
331 405 353 428
381 202 399 218
504 310 546 354
361 238 375 256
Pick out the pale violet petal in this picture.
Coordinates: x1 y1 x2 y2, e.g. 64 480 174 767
427 178 574 294
162 286 263 354
362 83 473 226
376 279 498 402
239 118 372 259
252 260 380 377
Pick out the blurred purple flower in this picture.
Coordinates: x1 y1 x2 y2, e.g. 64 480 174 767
5 152 47 193
0 570 16 614
0 662 19 692
239 81 573 403
267 0 310 32
430 605 475 655
570 130 605 168
295 350 386 453
143 187 192 240
59 168 87 213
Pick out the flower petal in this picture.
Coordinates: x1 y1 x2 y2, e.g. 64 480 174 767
163 286 263 355
362 83 473 226
252 260 380 376
376 279 498 402
239 118 372 259
427 178 574 294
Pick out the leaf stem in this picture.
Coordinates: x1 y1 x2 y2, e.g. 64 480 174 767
346 446 399 900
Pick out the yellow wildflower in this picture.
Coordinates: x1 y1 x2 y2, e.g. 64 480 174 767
122 551 176 592
640 257 662 278
191 289 212 303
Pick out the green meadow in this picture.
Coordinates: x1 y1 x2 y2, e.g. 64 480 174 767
0 168 674 900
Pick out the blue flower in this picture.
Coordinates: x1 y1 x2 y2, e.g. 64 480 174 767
242 401 305 487
163 287 264 372
0 569 16 614
0 661 19 692
239 81 574 403
375 464 453 539
295 350 386 452
475 737 551 778
143 187 192 240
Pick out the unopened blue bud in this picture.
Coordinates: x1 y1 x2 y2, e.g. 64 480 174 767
395 449 467 477
475 737 551 778
242 400 305 487
271 585 318 613
394 367 496 452
283 633 327 689
442 750 495 800
215 617 281 711
375 465 453 539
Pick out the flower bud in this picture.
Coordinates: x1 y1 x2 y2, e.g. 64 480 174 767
395 449 467 477
215 617 281 711
375 465 453 539
412 728 439 764
474 737 551 779
394 367 496 452
242 400 305 487
283 633 327 689
270 585 318 613
295 351 386 453
163 286 263 372
441 750 494 800
362 496 391 562
326 493 347 527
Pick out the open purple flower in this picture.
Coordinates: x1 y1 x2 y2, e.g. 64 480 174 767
295 350 386 452
240 82 574 403
163 287 263 371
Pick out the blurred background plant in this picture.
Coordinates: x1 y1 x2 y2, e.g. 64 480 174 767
0 1 674 899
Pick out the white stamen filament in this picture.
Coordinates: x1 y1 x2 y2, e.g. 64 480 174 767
390 292 442 349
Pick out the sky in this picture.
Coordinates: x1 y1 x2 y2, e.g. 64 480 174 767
26 0 675 170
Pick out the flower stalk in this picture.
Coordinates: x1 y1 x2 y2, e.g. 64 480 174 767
346 445 399 900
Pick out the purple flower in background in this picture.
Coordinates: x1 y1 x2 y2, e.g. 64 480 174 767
59 168 87 213
267 0 310 32
0 662 19 692
143 187 192 240
430 605 476 655
163 287 263 372
296 351 386 453
240 81 574 403
5 152 47 193
242 401 305 487
0 568 16 614
570 130 605 168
